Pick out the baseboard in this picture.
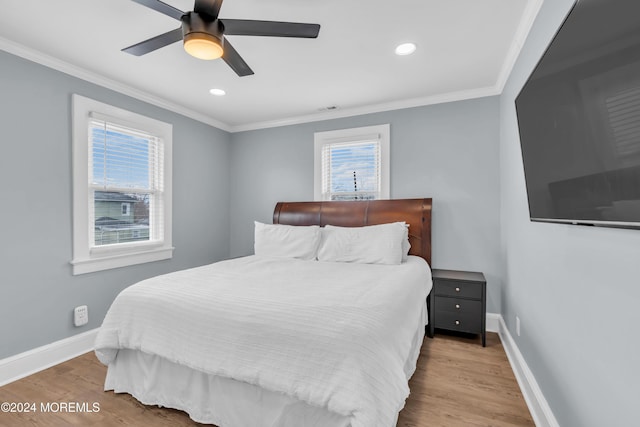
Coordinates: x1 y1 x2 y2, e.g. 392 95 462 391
496 315 560 427
486 312 501 333
0 328 98 387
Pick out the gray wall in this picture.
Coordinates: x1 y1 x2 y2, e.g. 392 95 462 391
499 1 640 426
229 98 503 312
0 51 231 359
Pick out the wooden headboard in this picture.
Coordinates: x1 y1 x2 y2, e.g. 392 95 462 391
273 198 432 265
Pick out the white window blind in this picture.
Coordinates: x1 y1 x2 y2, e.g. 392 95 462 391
321 139 381 200
71 94 173 275
314 124 390 201
89 118 164 247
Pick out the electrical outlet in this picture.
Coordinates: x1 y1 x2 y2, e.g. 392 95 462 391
74 305 88 327
516 316 521 337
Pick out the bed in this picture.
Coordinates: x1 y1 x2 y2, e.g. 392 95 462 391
95 198 433 427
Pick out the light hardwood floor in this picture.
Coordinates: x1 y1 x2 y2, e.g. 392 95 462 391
0 332 534 427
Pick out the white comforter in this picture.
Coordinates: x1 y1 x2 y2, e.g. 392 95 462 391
95 255 432 427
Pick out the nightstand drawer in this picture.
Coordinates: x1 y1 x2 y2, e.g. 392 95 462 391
434 297 482 316
435 311 482 334
434 280 483 299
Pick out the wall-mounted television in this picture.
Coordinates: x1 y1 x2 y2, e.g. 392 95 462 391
515 0 640 229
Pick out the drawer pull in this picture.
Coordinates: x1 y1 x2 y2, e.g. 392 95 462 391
455 287 460 292
455 304 460 309
455 320 460 325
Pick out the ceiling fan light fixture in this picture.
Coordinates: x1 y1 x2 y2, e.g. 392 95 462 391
184 32 224 60
123 3 320 77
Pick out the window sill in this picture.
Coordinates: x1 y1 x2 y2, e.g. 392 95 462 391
71 246 174 275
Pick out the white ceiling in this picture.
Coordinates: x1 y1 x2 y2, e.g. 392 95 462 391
0 0 538 132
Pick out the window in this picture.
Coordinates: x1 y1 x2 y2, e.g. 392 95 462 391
71 95 173 275
314 124 390 201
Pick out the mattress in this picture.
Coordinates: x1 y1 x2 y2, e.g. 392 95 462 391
96 255 432 427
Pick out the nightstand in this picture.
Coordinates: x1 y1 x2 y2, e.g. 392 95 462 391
429 269 486 346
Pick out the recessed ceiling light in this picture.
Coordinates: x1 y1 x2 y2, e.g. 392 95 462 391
209 88 226 96
395 42 417 56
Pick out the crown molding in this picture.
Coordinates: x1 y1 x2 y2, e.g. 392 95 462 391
229 86 501 133
495 0 544 93
0 36 232 132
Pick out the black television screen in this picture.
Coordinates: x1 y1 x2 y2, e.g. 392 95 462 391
515 0 640 228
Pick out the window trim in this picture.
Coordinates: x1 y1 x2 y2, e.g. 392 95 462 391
313 124 390 201
71 94 173 275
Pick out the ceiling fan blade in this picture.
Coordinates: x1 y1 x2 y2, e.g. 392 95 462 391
122 28 183 56
222 38 254 76
222 19 320 38
130 0 184 20
194 0 224 20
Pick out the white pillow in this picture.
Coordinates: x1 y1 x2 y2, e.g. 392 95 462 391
254 222 321 260
317 222 407 265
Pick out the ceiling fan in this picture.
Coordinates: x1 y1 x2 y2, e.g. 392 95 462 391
122 0 321 77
